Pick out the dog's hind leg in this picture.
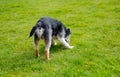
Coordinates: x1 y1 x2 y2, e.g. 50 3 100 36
57 36 74 49
44 32 52 60
34 34 40 57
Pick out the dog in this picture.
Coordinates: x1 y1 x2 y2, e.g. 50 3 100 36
29 17 74 60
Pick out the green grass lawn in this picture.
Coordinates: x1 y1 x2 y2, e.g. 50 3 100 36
0 0 120 77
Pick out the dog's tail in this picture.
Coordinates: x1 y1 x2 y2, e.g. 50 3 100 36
29 22 42 38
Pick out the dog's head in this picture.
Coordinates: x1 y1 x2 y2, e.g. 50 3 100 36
65 28 71 43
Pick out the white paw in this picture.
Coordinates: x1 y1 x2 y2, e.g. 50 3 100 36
54 42 57 45
69 46 74 49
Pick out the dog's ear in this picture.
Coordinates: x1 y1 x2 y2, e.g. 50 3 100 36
67 28 71 34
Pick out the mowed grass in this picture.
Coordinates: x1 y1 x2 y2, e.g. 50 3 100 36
0 0 120 77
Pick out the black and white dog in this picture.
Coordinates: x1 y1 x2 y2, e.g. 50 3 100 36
29 17 74 60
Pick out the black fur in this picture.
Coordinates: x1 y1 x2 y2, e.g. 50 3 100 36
29 26 37 37
65 28 71 37
29 22 42 37
29 17 71 38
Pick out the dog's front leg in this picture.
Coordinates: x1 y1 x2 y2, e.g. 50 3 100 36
57 36 74 49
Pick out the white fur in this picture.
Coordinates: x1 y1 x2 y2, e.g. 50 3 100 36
57 36 74 49
35 28 44 38
65 35 70 43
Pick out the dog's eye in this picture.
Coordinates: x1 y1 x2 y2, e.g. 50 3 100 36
38 27 41 29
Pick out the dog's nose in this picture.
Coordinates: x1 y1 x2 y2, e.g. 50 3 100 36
65 39 70 43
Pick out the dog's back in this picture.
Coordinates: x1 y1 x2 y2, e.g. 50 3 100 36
40 17 65 35
29 17 66 38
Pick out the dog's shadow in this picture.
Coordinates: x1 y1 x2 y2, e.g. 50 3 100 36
40 44 67 55
16 44 67 61
51 44 67 53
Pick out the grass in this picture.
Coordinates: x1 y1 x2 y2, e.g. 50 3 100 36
0 0 120 77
